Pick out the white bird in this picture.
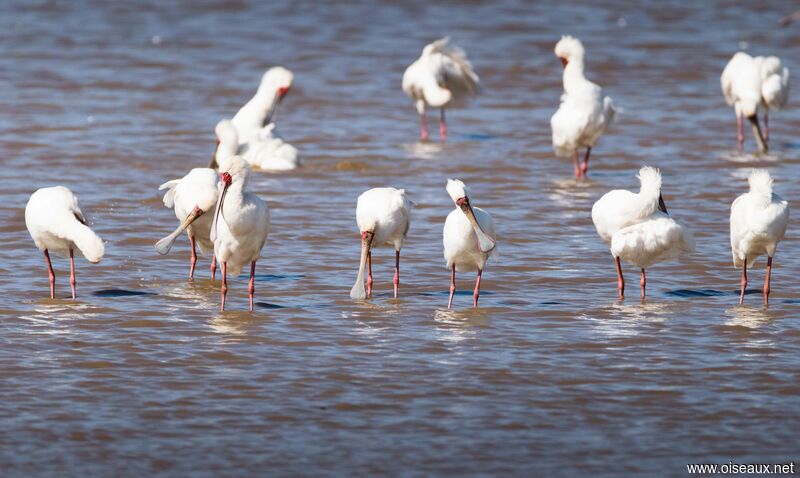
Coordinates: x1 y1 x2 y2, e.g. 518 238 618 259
350 188 412 300
591 167 695 300
155 120 240 279
443 179 496 308
550 35 616 178
730 169 789 305
228 66 300 171
721 52 790 153
25 186 104 300
402 37 479 142
210 154 270 311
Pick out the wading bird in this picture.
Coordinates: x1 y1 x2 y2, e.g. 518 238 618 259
156 120 239 279
25 186 104 299
721 52 790 153
443 179 496 308
350 188 412 300
228 66 300 171
551 35 616 178
591 167 694 301
730 169 789 305
402 37 479 142
210 155 270 311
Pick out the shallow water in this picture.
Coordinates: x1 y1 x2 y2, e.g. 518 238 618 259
1 1 799 476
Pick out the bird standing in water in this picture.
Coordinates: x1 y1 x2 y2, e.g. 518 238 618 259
730 169 789 305
155 120 239 279
350 188 412 300
442 179 496 308
210 155 270 311
402 37 479 142
25 186 105 299
721 52 790 153
592 167 694 301
551 35 616 178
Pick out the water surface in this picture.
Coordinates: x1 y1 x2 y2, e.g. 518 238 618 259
1 1 799 476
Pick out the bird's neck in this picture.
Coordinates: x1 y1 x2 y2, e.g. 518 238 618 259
233 87 276 138
562 59 587 92
637 187 662 215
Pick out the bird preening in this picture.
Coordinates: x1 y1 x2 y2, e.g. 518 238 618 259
730 169 789 305
25 187 105 300
592 167 695 301
402 37 480 142
22 41 795 310
721 52 790 153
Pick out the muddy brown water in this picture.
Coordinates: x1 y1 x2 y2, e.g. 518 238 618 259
1 1 799 476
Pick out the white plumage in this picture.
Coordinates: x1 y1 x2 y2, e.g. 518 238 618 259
157 119 241 279
350 187 412 300
591 167 694 300
210 155 271 311
730 169 789 304
442 179 496 308
721 52 790 153
551 35 615 178
402 37 479 142
25 186 104 299
230 66 300 171
155 168 218 277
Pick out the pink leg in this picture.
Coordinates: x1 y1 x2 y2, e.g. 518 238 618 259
640 268 646 301
44 249 55 299
366 252 373 298
419 112 429 141
572 150 580 179
393 250 400 299
69 248 76 300
249 260 256 312
440 108 447 143
739 257 747 305
210 255 217 281
764 110 770 144
764 256 772 305
473 268 483 307
581 147 592 177
737 113 744 150
448 265 456 309
220 261 228 311
615 256 624 301
189 236 197 280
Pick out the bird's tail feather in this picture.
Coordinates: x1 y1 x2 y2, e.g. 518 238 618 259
158 179 180 208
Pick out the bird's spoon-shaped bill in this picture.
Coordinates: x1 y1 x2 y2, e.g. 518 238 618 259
154 206 204 255
350 231 373 300
461 203 496 253
210 175 230 243
748 115 768 154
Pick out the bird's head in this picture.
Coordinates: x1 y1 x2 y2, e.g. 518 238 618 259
446 179 495 253
210 155 248 243
446 178 468 205
554 35 585 68
260 66 294 95
760 56 782 77
258 66 294 125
